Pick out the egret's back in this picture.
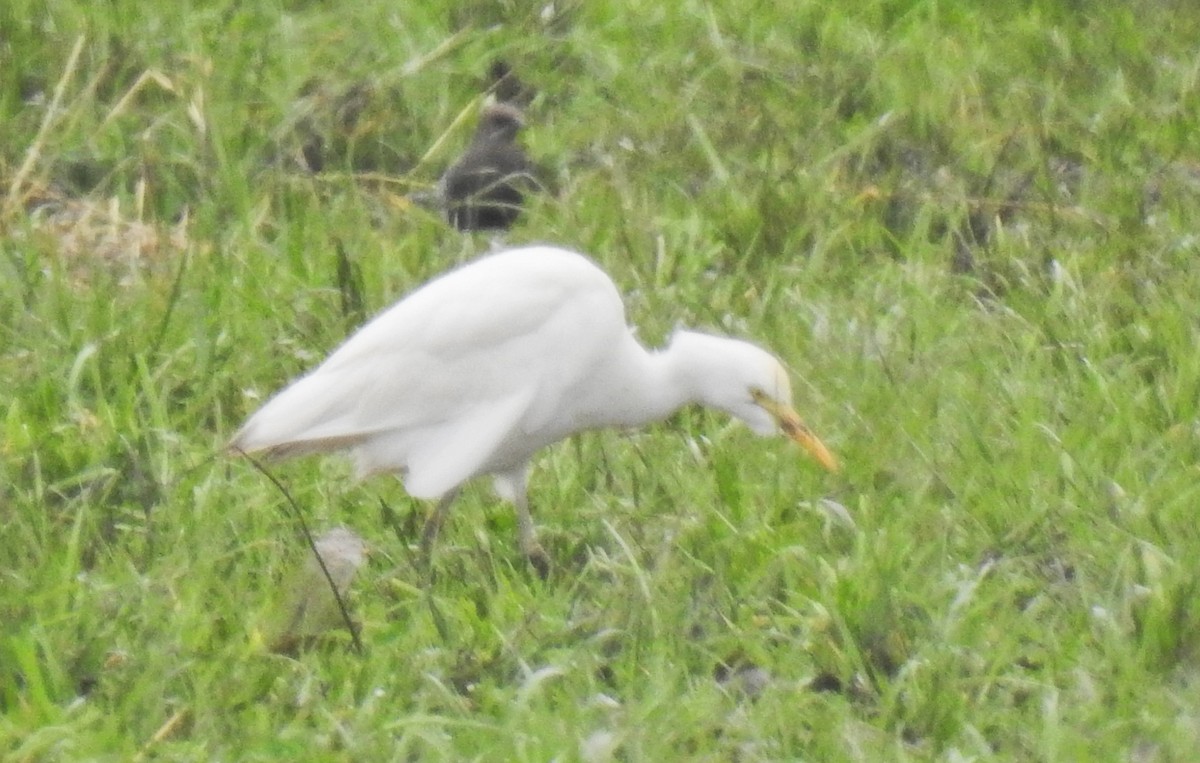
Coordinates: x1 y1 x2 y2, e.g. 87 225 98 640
230 246 628 497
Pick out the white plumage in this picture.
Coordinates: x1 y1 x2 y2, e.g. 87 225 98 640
231 245 837 570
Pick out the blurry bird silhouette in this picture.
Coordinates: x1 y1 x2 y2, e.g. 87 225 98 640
486 60 536 108
438 102 535 232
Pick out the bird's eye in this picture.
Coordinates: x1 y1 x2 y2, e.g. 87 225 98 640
749 387 767 405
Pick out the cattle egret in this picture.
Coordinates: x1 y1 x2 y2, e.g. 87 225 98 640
231 245 838 573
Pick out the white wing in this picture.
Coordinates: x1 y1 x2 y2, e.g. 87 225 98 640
231 246 627 497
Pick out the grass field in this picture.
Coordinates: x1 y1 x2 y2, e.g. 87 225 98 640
3 1 1200 760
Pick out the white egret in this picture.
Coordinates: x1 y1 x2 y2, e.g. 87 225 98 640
231 245 838 572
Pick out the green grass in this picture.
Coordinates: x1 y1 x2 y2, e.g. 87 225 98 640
3 0 1200 759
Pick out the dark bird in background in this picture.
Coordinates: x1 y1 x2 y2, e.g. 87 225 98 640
438 102 535 232
486 60 536 108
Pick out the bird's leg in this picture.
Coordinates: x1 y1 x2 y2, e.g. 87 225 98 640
512 490 550 579
419 490 459 565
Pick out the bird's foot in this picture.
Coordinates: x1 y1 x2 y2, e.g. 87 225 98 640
524 542 551 580
417 493 457 572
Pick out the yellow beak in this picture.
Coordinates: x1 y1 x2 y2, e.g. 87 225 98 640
752 391 840 472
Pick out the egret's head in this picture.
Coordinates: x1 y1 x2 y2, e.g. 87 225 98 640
669 331 839 472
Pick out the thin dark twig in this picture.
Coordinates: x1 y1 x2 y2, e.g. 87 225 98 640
237 450 364 654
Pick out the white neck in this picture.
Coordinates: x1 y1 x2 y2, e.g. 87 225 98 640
572 331 721 431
